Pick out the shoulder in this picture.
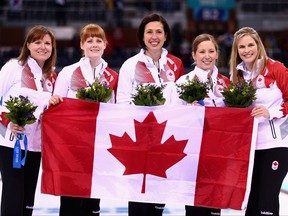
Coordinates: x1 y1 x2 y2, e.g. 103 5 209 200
1 59 21 70
0 59 23 80
167 53 183 65
120 53 141 71
218 72 230 81
176 74 188 84
166 53 185 78
265 58 288 79
58 61 80 76
267 58 286 70
123 53 141 64
105 67 119 78
217 73 230 86
176 71 195 84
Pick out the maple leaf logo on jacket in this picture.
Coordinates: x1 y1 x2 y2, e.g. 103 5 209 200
108 112 188 193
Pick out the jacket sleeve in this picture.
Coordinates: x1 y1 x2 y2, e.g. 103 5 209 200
0 60 19 100
53 68 70 97
0 61 18 126
116 60 134 105
271 61 288 118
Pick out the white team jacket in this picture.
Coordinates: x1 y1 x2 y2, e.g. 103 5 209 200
0 57 55 151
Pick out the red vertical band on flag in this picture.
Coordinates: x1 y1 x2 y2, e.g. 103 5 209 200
195 107 254 209
41 98 100 197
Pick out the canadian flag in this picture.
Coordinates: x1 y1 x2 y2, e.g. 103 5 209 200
41 98 257 210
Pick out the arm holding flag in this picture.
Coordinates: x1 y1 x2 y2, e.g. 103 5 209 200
229 27 288 216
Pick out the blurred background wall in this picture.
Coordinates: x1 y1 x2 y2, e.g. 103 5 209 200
0 0 288 75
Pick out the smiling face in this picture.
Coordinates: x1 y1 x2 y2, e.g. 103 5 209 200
80 36 106 60
27 34 52 68
192 40 218 71
143 21 167 52
237 35 258 71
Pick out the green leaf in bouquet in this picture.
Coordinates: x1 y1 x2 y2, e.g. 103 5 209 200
176 75 209 104
132 83 166 106
76 78 112 103
4 95 38 127
222 80 256 108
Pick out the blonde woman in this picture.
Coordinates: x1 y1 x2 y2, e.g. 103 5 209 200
230 27 288 216
175 33 229 216
175 33 229 108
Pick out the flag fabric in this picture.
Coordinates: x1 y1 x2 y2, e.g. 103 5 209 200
41 98 257 210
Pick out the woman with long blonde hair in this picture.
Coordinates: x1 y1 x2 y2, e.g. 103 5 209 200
229 27 288 216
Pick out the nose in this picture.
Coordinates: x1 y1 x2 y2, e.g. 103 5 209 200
151 32 157 38
40 42 45 49
204 52 210 58
92 41 98 47
244 46 250 53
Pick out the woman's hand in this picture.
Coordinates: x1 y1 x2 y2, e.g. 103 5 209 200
49 95 63 106
192 100 203 106
251 105 270 118
10 123 25 137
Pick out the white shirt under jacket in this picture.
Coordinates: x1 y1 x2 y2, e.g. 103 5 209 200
174 65 229 107
53 57 117 103
236 58 288 150
0 57 55 151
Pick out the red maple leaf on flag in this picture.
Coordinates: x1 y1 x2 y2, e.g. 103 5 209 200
108 112 188 193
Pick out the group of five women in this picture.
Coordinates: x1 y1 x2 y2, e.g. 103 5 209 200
0 12 287 216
